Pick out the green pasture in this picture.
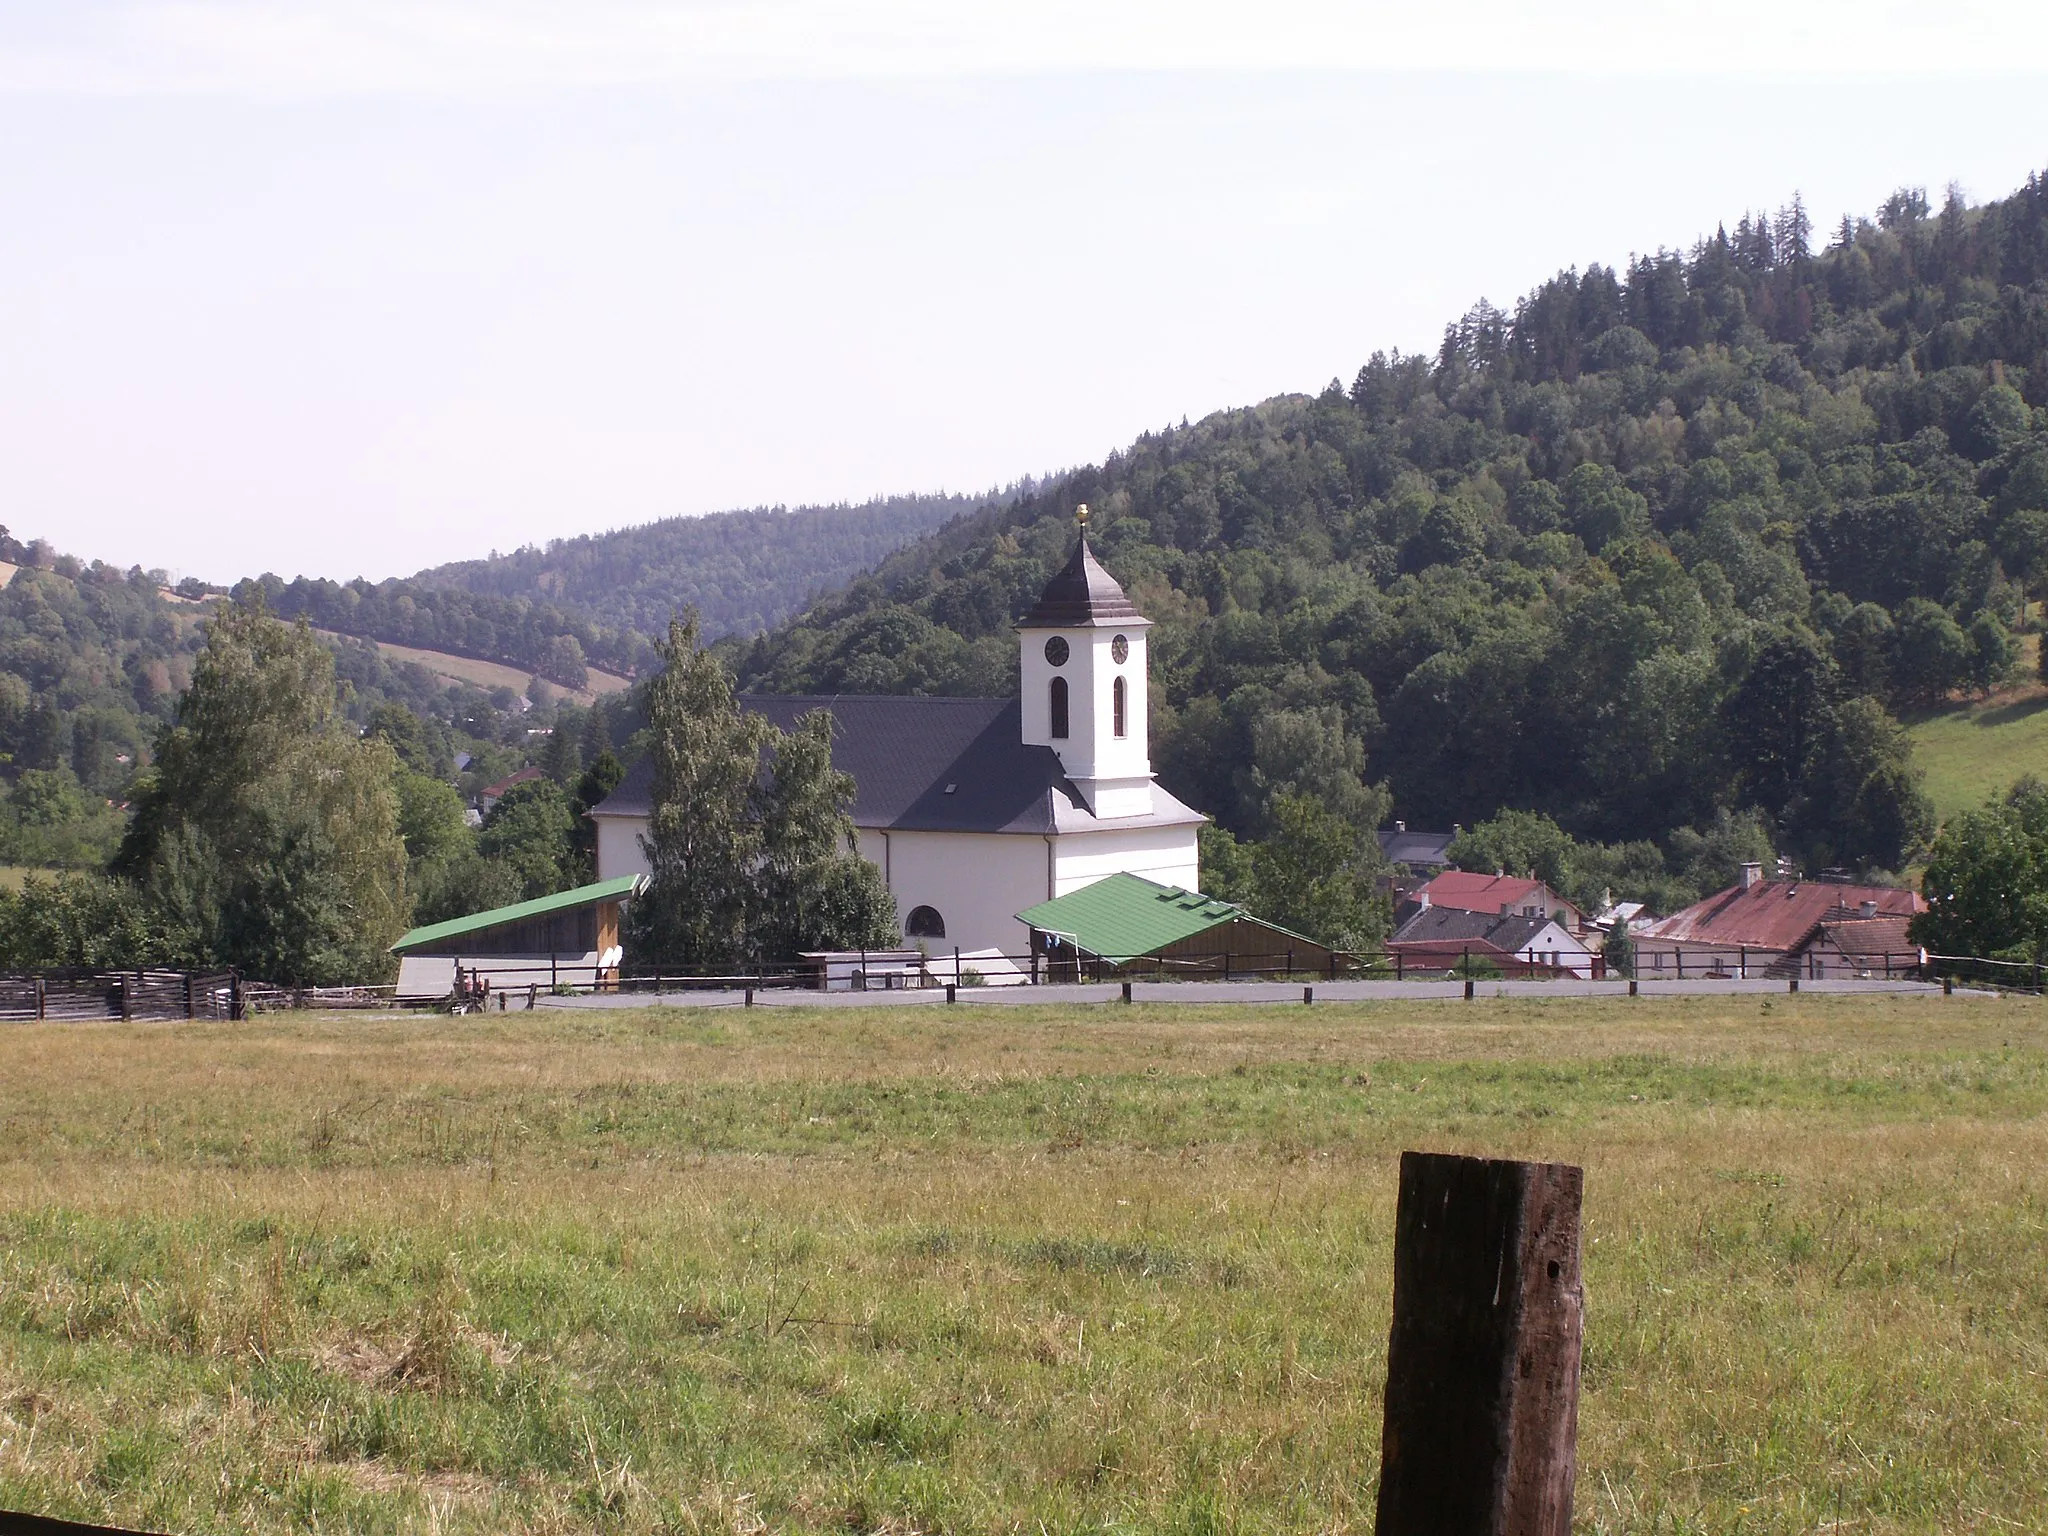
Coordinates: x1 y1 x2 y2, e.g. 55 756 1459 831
0 994 2043 1534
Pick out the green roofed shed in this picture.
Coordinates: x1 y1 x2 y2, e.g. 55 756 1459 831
391 874 645 956
1015 872 1334 979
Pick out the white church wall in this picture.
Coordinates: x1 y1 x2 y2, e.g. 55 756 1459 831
876 829 1050 961
595 816 652 882
1052 825 1200 897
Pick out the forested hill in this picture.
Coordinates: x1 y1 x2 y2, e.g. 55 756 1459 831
736 173 2048 883
414 491 998 639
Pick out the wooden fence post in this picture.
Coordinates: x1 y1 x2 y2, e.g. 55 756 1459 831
1374 1150 1585 1536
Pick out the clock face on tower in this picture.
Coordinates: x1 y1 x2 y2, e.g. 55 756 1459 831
1043 636 1070 666
1111 634 1129 664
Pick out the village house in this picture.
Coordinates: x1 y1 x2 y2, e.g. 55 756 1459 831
1377 821 1458 876
1795 913 1923 980
1400 870 1587 933
1633 864 1924 978
587 514 1205 974
477 764 542 816
1386 904 1599 979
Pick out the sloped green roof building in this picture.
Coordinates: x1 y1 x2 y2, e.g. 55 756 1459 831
1014 873 1333 979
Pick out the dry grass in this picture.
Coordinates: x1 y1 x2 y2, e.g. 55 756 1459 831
309 630 631 703
0 993 2043 1533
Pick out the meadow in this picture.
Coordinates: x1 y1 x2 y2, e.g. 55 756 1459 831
307 630 633 703
0 993 2043 1534
1905 632 2048 823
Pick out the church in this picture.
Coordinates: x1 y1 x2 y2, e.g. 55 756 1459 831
588 513 1206 975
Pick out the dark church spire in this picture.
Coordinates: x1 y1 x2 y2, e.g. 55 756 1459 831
1019 504 1145 628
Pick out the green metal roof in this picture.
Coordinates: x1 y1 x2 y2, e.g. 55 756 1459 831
391 874 645 954
1015 872 1293 960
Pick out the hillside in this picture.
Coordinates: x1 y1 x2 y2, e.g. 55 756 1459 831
737 172 2048 885
0 546 635 870
1905 632 2048 821
414 491 998 640
309 631 633 706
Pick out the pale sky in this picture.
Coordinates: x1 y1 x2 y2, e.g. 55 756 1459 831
2 3 2045 583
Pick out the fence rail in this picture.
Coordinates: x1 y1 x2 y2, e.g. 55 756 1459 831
237 983 395 1014
9 947 2029 1023
0 969 239 1023
441 943 2048 1008
442 944 1657 1007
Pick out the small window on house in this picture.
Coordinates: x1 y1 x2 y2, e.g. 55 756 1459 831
1112 675 1127 738
1050 677 1069 738
906 905 946 939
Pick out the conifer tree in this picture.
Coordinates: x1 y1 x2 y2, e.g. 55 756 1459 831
628 620 896 971
753 710 896 960
627 614 771 971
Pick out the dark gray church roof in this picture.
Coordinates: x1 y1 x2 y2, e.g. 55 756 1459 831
589 695 1198 837
1019 535 1147 628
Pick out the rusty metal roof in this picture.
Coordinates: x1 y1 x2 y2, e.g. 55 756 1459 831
1640 879 1922 950
1418 871 1564 916
1811 915 1918 958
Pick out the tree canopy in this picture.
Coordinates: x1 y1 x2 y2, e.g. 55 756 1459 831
732 174 2048 881
114 599 410 983
628 616 895 972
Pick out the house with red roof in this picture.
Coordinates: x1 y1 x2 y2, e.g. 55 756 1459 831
1634 864 1923 978
1407 871 1585 933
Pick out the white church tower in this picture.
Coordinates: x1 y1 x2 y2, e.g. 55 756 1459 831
1017 507 1156 818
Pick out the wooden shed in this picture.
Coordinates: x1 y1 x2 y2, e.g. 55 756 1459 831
1015 872 1335 981
390 874 645 1000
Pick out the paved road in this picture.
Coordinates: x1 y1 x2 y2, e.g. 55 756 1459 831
541 975 1963 1011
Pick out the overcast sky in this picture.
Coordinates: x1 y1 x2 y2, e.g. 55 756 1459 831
2 3 2045 583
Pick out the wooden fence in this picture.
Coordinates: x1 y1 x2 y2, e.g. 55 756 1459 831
0 969 238 1023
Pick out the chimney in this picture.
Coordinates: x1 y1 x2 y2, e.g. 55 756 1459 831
1740 861 1763 890
1860 900 1878 920
1395 820 1407 833
1418 889 1430 909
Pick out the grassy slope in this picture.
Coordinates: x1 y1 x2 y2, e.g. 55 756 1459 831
1 995 2043 1534
1906 635 2048 822
309 630 631 704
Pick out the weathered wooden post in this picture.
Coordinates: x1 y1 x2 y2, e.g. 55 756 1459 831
1374 1150 1584 1536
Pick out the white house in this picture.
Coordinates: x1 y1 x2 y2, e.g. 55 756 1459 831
588 514 1205 973
1386 906 1600 979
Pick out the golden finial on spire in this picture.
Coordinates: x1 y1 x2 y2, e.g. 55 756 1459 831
1075 503 1090 532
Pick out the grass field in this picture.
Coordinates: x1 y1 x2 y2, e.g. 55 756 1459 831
1 995 2044 1534
309 630 632 704
1906 633 2048 823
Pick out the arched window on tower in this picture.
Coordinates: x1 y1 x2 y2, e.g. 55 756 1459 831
905 905 946 939
1050 677 1069 739
1112 675 1127 738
